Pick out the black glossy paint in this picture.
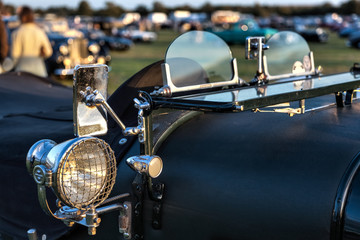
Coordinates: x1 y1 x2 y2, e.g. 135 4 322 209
145 98 360 240
341 154 360 240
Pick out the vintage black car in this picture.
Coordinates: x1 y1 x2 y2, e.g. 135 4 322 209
80 29 133 51
294 24 329 43
347 30 360 49
46 32 111 76
2 30 360 240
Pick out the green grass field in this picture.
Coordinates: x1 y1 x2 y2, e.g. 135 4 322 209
107 30 360 94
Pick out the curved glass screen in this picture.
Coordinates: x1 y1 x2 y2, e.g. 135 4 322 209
265 31 312 77
165 31 233 88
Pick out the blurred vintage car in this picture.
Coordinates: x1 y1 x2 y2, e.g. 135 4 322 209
208 18 277 44
294 24 329 43
339 21 360 38
45 31 111 76
2 30 360 240
347 30 360 49
118 28 157 43
81 29 133 51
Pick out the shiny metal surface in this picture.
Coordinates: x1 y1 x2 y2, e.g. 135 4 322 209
73 64 108 137
27 229 38 240
332 152 360 240
80 88 148 141
168 72 360 112
26 139 56 175
126 155 163 178
119 202 132 239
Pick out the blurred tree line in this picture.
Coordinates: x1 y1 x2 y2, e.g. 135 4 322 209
3 0 360 17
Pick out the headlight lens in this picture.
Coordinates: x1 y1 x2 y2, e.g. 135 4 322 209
88 43 100 55
59 44 69 55
316 28 324 35
63 57 71 67
57 138 115 209
27 137 117 210
97 56 106 64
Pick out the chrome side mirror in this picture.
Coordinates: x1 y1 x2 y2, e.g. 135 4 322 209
73 64 109 137
245 36 266 60
245 36 269 79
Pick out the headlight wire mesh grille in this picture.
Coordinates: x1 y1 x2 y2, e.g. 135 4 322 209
56 137 116 210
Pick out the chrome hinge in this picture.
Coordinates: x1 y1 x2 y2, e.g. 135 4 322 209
253 100 305 117
119 202 132 239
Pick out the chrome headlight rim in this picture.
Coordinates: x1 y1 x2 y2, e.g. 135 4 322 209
26 139 57 175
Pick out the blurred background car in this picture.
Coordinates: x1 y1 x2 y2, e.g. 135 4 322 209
294 24 329 43
46 30 111 76
81 28 133 51
117 26 157 43
208 18 277 44
347 30 360 48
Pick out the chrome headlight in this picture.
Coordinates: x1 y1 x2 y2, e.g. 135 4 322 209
27 137 116 210
88 43 100 55
97 56 106 64
316 28 324 35
59 44 69 55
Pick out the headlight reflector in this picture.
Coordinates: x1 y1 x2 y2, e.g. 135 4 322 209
88 43 100 55
97 56 106 64
59 44 69 55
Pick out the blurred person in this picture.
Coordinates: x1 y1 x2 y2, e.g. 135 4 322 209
0 0 8 73
11 6 52 77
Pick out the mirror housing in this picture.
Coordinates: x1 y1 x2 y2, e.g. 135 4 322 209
245 36 266 60
73 64 109 137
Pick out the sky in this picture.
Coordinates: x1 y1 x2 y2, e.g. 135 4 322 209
4 0 349 10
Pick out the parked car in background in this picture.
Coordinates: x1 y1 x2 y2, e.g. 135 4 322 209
118 27 157 43
294 24 329 43
147 12 170 30
211 10 241 25
339 21 360 38
347 30 360 48
82 29 133 51
3 15 20 45
118 12 141 26
46 31 111 76
208 18 277 44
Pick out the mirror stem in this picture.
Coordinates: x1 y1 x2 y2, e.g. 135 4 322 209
81 88 141 136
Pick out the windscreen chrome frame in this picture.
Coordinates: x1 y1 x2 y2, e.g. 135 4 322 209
263 51 316 81
161 58 240 96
